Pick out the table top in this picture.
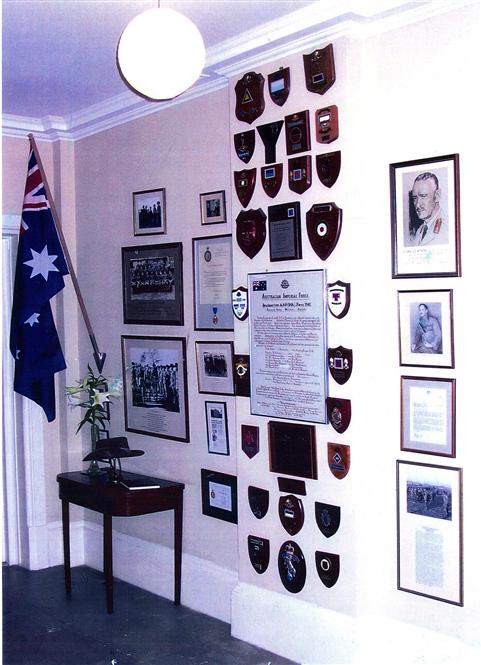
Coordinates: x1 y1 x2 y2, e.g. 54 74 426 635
57 470 184 490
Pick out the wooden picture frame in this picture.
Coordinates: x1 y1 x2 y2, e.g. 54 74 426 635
201 469 238 523
121 335 189 442
397 460 463 605
195 340 235 395
390 154 460 278
122 243 183 325
401 376 455 457
200 190 226 225
133 188 166 236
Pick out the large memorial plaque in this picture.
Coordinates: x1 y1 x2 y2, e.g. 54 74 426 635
248 270 327 423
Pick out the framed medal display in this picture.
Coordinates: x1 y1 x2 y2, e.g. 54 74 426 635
192 235 234 331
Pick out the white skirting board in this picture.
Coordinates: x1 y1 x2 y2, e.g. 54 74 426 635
83 521 237 623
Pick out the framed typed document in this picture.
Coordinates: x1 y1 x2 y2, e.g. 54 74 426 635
396 460 463 605
193 234 234 331
201 469 238 524
248 270 327 423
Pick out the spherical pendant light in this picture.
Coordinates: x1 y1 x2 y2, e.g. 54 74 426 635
117 7 206 100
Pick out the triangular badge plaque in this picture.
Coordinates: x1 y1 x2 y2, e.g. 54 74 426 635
234 168 256 208
326 397 351 433
327 443 350 480
261 164 283 199
315 551 340 588
328 346 353 385
248 535 270 574
327 280 351 319
248 486 269 519
235 72 265 124
315 502 341 538
316 151 341 188
236 208 267 259
303 44 336 95
234 130 255 164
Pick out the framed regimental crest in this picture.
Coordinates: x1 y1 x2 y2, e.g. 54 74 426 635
121 335 189 442
204 401 229 455
201 469 238 524
195 341 235 396
133 188 166 236
397 289 454 368
193 234 234 331
396 460 463 605
401 376 455 457
390 154 460 278
122 243 183 325
200 190 226 225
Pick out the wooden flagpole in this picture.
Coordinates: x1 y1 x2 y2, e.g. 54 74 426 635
28 133 106 373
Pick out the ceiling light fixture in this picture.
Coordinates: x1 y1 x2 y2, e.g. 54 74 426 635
117 6 206 100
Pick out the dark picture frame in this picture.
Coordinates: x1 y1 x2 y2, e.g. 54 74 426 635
122 243 183 325
200 190 226 225
401 376 456 457
204 401 230 455
396 460 463 605
268 201 302 262
195 340 235 395
133 188 166 236
201 469 238 524
192 234 234 331
397 289 454 368
268 420 317 480
390 154 460 278
121 335 189 442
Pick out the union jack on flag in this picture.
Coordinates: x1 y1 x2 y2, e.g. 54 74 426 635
9 147 69 422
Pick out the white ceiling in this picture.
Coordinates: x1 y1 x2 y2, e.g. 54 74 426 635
2 0 465 139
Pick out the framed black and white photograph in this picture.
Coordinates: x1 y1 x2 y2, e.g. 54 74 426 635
268 420 317 480
201 469 238 524
133 188 166 236
122 243 183 325
195 341 234 395
200 190 226 225
401 376 455 457
397 460 463 605
193 234 234 330
397 289 454 368
205 401 230 455
121 335 189 442
390 154 460 278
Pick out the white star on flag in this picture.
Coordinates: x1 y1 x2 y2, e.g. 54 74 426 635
23 245 59 280
24 312 41 327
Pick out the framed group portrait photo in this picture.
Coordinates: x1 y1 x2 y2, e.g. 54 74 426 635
133 187 166 236
397 289 454 368
390 154 460 278
195 340 235 395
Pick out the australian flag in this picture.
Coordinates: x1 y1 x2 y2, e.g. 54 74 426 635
9 148 69 422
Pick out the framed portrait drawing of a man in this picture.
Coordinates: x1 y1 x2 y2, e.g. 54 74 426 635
121 335 189 442
397 289 454 368
195 341 235 395
401 376 455 457
396 460 463 605
133 188 166 236
122 243 183 325
200 190 226 225
390 154 460 278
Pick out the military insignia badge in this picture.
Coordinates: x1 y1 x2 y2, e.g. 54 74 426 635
268 67 290 106
234 130 256 164
278 540 306 593
235 71 265 124
285 110 310 155
327 280 351 319
316 151 341 188
261 164 283 199
326 397 351 433
257 121 284 164
241 424 260 458
316 105 339 144
328 346 352 385
248 535 270 574
315 551 340 588
278 494 304 536
327 442 350 480
234 168 256 208
306 202 342 260
303 44 336 95
248 486 269 519
315 502 341 538
288 155 312 195
234 354 250 397
232 286 248 321
236 208 267 259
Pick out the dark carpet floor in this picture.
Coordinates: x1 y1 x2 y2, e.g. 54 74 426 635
3 565 298 665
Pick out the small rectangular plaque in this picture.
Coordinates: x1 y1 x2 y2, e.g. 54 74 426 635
268 202 302 262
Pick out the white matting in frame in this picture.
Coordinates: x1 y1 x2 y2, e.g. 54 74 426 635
397 460 463 606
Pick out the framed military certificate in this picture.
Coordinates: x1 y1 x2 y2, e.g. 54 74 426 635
193 234 234 330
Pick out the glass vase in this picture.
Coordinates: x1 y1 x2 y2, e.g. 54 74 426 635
86 423 103 476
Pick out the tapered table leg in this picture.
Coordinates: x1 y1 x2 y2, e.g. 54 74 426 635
61 499 71 595
173 498 183 605
103 514 113 613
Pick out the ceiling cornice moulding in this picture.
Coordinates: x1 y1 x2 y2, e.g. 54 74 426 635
2 0 473 142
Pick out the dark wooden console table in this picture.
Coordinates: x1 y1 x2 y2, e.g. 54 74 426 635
57 471 184 613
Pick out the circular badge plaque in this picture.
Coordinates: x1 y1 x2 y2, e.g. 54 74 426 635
277 540 306 593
